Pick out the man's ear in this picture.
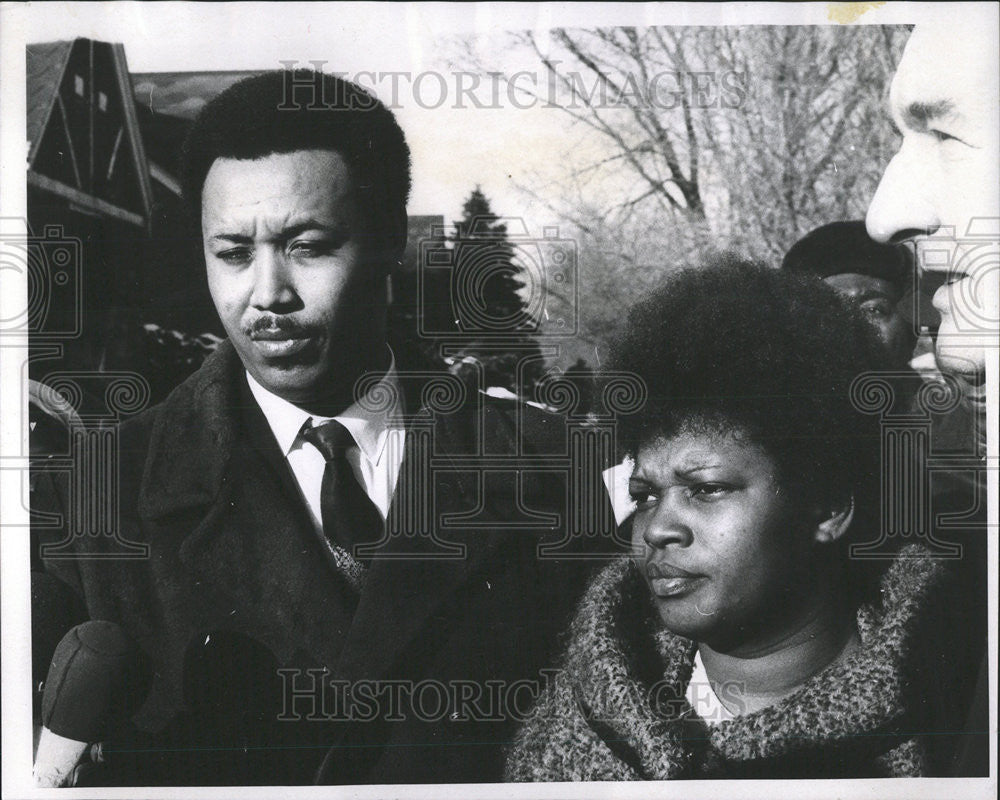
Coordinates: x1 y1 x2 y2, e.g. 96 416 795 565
813 495 855 544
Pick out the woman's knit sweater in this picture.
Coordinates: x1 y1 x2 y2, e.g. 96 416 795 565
506 544 957 781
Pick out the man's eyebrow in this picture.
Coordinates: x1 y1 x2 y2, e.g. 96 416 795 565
208 233 252 244
207 220 335 245
902 99 957 130
281 220 336 239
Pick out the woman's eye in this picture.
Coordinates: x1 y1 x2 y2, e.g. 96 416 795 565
628 490 656 507
690 484 729 500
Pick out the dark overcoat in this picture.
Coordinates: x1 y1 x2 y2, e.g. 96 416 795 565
34 341 616 785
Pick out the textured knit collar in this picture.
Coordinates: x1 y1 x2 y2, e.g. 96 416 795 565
562 545 946 779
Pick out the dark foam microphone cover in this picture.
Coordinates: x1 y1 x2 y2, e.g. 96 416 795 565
41 621 150 743
31 573 86 692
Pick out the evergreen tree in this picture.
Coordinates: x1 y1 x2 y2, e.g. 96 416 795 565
452 187 530 333
451 187 543 396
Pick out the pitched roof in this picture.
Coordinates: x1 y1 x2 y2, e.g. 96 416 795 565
27 38 153 228
26 40 73 161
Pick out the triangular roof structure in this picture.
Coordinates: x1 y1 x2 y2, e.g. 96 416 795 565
26 38 153 230
26 41 74 161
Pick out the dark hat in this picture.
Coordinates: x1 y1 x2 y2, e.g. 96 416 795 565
782 220 913 287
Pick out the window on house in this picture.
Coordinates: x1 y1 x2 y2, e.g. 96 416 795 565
74 75 84 96
98 91 108 112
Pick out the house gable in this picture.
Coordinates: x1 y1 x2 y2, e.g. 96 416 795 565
27 38 152 229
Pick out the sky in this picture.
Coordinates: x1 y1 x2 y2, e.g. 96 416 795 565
20 2 589 226
16 0 956 229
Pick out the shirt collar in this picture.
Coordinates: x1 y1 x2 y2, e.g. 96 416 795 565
245 348 402 466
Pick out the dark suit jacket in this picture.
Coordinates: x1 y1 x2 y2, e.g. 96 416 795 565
34 341 618 785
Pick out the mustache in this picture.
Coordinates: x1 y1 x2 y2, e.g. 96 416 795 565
244 315 315 338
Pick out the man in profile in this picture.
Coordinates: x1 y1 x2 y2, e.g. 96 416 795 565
865 18 998 776
33 70 610 785
866 20 998 426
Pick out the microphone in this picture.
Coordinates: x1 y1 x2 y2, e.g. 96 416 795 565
34 621 149 787
31 573 86 712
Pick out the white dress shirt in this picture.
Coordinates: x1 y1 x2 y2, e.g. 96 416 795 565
246 361 406 538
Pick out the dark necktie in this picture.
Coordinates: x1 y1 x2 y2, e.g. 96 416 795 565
301 420 383 564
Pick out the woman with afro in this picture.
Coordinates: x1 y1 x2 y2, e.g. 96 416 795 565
506 257 970 780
